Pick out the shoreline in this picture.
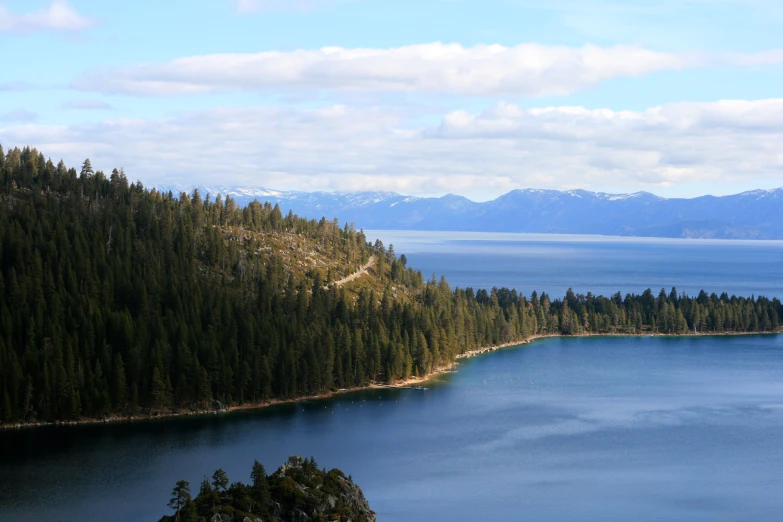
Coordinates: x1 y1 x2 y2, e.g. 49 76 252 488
2 329 780 431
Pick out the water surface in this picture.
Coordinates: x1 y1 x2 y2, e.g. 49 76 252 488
2 335 782 521
366 231 783 298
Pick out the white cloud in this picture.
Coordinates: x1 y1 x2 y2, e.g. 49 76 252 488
73 43 783 98
74 42 700 97
509 0 783 47
0 109 39 122
1 99 782 198
0 0 93 34
0 81 33 91
235 0 339 13
62 100 114 110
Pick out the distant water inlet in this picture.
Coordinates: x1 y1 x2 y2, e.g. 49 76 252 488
2 335 783 521
366 231 783 299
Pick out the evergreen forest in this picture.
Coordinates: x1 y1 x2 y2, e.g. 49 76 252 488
1 144 781 424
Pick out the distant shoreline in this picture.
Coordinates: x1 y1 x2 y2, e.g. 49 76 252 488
2 329 780 431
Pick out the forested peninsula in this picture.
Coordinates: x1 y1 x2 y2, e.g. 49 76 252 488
1 145 781 426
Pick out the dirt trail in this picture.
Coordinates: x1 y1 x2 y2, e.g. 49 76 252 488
326 256 375 289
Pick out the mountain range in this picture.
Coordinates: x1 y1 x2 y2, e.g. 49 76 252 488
156 185 783 239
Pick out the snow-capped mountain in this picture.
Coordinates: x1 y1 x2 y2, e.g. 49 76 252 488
156 185 783 239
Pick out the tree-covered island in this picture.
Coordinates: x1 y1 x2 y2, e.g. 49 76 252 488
158 455 375 522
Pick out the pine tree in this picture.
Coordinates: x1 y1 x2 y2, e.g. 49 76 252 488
112 354 127 409
211 469 229 492
80 158 94 179
168 480 191 522
151 367 169 409
251 460 270 506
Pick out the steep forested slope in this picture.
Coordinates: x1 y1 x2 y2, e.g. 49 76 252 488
1 145 781 425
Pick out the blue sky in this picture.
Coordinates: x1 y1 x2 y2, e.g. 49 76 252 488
1 0 783 199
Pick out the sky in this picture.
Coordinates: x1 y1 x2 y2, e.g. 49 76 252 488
1 0 783 200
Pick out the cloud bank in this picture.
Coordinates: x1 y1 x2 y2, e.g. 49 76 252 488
74 43 698 97
1 99 781 196
73 43 783 98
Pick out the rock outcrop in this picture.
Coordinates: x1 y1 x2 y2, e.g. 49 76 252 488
267 456 376 522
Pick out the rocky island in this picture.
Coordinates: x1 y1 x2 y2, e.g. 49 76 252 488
158 456 375 522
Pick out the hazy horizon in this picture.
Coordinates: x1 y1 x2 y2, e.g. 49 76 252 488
150 180 783 203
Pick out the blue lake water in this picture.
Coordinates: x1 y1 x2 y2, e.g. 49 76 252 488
2 336 782 521
366 231 783 299
1 233 782 521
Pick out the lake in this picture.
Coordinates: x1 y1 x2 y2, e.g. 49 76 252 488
2 335 782 521
366 231 783 299
1 233 782 521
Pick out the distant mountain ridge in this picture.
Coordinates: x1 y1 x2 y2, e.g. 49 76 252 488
156 184 783 239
